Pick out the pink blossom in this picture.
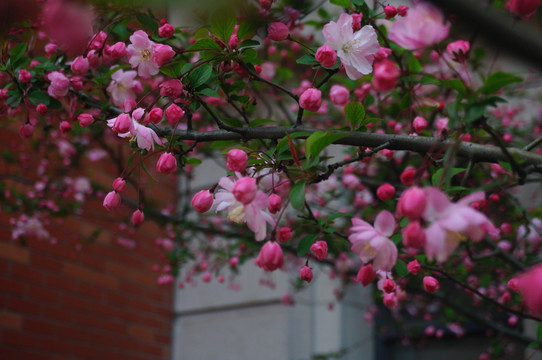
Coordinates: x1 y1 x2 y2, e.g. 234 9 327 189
106 69 142 107
423 276 439 293
315 45 337 68
310 241 328 261
447 40 470 62
126 30 160 77
255 241 283 272
226 149 248 172
299 266 313 283
78 113 94 128
402 221 426 248
192 190 214 213
152 44 175 67
268 194 282 214
12 215 51 242
423 187 492 262
376 183 395 201
47 71 69 98
372 59 400 91
111 113 133 134
299 88 322 112
146 108 163 124
165 104 185 124
268 22 289 41
278 227 292 242
397 187 426 220
131 210 144 225
158 23 175 38
413 116 427 133
156 152 177 175
506 0 541 18
351 13 363 31
349 210 398 271
407 259 421 275
112 177 126 193
103 191 121 211
383 279 395 293
329 85 349 106
323 13 379 80
19 124 34 139
160 79 183 98
384 5 398 19
232 177 258 205
18 69 31 83
389 2 450 50
109 42 127 59
357 264 376 286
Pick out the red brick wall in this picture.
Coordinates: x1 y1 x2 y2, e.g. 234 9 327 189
0 128 175 360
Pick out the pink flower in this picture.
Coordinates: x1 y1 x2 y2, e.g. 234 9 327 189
109 42 127 59
315 45 337 68
165 104 185 124
19 124 34 139
348 210 398 271
323 13 379 80
255 241 283 272
158 23 175 38
268 194 282 214
299 88 322 112
111 113 134 134
407 259 421 275
423 187 492 262
146 108 163 124
329 85 349 106
78 113 94 128
397 187 426 220
156 152 177 175
18 69 31 83
112 177 126 192
446 40 470 62
351 13 363 31
278 227 292 243
423 276 439 293
402 221 426 248
376 183 395 201
106 69 142 107
126 30 160 78
310 241 328 261
268 22 289 41
232 177 258 205
384 5 398 19
506 0 541 18
152 44 175 67
103 191 121 211
192 190 214 213
299 266 313 283
131 209 144 225
357 264 376 286
227 149 248 172
413 116 427 133
160 79 183 98
372 59 400 91
47 71 69 98
389 2 450 50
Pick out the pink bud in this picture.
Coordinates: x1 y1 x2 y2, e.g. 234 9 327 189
47 71 69 98
310 241 328 261
165 104 185 124
402 221 426 248
376 183 395 201
226 149 248 172
232 177 258 205
351 13 363 31
131 209 144 225
299 88 322 112
229 256 239 267
329 85 349 106
156 152 177 175
397 5 409 16
423 276 439 293
299 266 313 283
18 69 31 83
151 44 175 66
19 124 34 139
383 279 395 293
278 227 292 243
78 113 94 127
228 33 238 49
109 42 127 59
202 272 212 283
400 168 416 186
507 277 519 291
357 264 376 286
45 43 57 56
384 5 398 19
147 107 163 124
446 40 470 62
372 59 400 92
112 113 133 134
397 187 427 220
407 259 421 275
268 194 282 214
70 76 83 92
87 50 102 68
506 0 541 18
413 116 427 133
103 191 121 211
267 22 289 41
59 121 72 134
315 45 337 68
191 190 214 213
112 177 126 193
383 292 397 308
36 104 48 116
515 265 542 315
158 23 175 38
160 80 183 98
255 241 283 272
71 56 89 75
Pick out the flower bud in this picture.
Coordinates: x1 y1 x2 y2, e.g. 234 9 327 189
400 168 416 186
131 209 144 225
59 121 72 134
232 177 258 205
315 45 337 68
278 227 292 243
165 104 185 124
112 113 133 134
71 56 89 75
507 277 519 291
226 149 248 172
372 59 400 92
299 88 322 112
160 79 183 98
78 113 94 128
413 116 427 133
109 42 127 59
402 221 426 248
268 194 282 214
351 13 363 31
357 264 376 286
383 293 397 308
383 279 395 293
376 183 395 201
36 104 48 116
398 5 409 16
156 152 177 175
299 266 313 283
384 5 398 19
310 241 328 261
147 107 163 124
423 276 439 293
407 259 421 275
255 241 283 272
191 190 214 213
19 124 34 139
329 85 349 106
267 22 289 41
397 187 427 220
446 40 470 62
103 191 121 211
151 44 175 66
506 0 541 18
112 177 126 193
158 23 175 38
18 69 31 83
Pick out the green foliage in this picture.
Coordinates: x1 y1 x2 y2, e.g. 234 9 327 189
479 72 522 95
297 234 318 256
210 9 236 42
344 102 365 128
289 181 306 210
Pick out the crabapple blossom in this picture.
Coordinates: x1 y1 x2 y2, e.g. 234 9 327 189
310 241 328 261
152 44 175 66
278 227 292 243
160 79 183 98
413 116 427 133
103 191 121 211
299 88 322 112
192 190 214 213
156 152 177 175
109 42 127 59
402 221 426 248
372 59 400 91
267 22 289 41
146 108 163 124
384 5 398 19
78 113 94 127
232 177 258 205
112 177 126 193
383 279 395 293
315 45 337 68
357 264 377 286
447 40 470 62
47 71 69 98
407 259 421 275
423 276 439 293
268 194 282 214
506 0 541 17
226 149 248 172
36 104 47 116
300 266 313 283
165 104 185 124
158 23 175 38
376 183 395 201
18 69 31 83
131 210 144 225
255 241 283 272
106 69 141 107
397 187 427 220
329 85 349 106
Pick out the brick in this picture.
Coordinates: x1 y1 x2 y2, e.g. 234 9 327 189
38 338 72 355
27 285 59 304
55 324 88 342
0 310 22 330
154 333 171 345
90 303 116 318
76 283 104 300
46 274 76 292
106 262 156 287
2 330 39 348
61 294 91 312
128 325 154 341
0 241 29 263
0 277 25 296
11 263 43 284
70 343 101 359
75 313 103 330
30 253 63 272
6 296 41 316
42 306 72 323
63 263 118 289
23 318 57 336
129 298 153 313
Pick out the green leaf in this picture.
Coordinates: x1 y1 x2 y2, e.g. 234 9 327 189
136 13 158 35
9 43 27 66
327 212 352 221
242 48 258 60
352 0 365 5
249 118 276 127
27 88 50 106
222 117 244 127
197 87 219 97
239 40 260 48
537 324 542 342
275 132 311 154
140 158 158 182
306 131 349 158
188 64 213 89
187 38 222 51
395 261 409 277
290 181 306 211
464 103 487 123
297 234 318 256
330 0 351 8
479 72 522 95
210 9 236 42
159 61 183 78
442 79 467 96
296 54 319 66
184 157 202 165
344 102 365 128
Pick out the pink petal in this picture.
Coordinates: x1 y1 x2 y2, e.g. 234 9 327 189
374 210 395 237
